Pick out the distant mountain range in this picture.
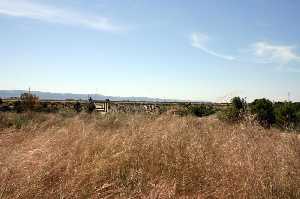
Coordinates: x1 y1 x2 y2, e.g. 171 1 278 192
0 90 184 102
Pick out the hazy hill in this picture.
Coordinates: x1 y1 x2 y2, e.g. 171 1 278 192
0 90 175 102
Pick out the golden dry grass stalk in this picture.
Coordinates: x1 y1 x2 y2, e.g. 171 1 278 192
0 112 299 198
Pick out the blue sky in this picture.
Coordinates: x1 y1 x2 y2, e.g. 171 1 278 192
1 0 300 102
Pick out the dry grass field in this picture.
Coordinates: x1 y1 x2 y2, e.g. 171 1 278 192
0 112 299 198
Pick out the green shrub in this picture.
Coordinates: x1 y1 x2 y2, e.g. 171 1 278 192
250 98 275 128
14 114 30 129
21 93 40 110
0 98 3 105
295 103 300 113
158 104 169 114
14 100 24 113
16 93 40 112
297 111 300 120
49 103 60 113
296 111 300 130
36 102 60 113
87 97 96 113
35 102 49 112
188 104 216 117
274 102 299 130
74 102 82 113
172 105 189 116
218 106 241 122
231 97 247 111
87 103 96 113
218 97 247 122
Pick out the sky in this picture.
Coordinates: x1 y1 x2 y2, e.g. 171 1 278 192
0 0 300 102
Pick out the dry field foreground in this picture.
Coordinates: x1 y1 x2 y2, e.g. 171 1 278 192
0 112 299 198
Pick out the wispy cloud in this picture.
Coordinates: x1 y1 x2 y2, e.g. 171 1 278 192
252 42 300 65
0 0 124 32
190 32 235 61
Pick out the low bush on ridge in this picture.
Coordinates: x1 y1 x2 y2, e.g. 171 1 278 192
188 104 216 117
250 98 275 128
218 97 247 122
274 102 300 130
1 93 300 131
20 92 40 111
219 96 300 131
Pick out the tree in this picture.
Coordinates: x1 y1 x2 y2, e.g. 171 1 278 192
250 98 275 127
218 97 247 122
274 102 298 129
231 97 247 111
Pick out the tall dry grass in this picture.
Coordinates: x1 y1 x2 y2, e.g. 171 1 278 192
0 112 299 198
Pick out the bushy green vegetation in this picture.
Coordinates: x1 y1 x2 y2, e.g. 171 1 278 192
173 104 216 117
250 99 300 130
218 97 300 130
158 104 170 114
274 102 300 130
87 103 96 113
220 96 300 131
232 96 247 111
13 114 31 129
87 97 96 113
20 92 40 111
188 104 216 117
1 93 300 132
14 100 24 113
10 93 41 113
2 93 82 113
74 101 82 113
250 98 275 128
218 97 247 122
36 102 59 113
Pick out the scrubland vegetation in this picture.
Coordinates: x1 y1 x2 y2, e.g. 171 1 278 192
219 97 300 131
0 111 299 198
0 94 300 198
